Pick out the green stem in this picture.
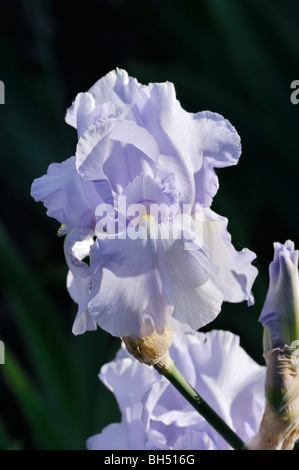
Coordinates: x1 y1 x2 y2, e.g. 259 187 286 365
161 362 246 450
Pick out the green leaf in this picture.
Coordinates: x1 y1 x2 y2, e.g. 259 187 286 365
0 222 81 447
1 348 66 449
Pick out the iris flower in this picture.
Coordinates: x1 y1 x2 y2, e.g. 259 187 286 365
31 69 257 338
87 330 266 450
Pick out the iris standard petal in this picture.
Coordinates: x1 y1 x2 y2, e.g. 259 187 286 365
110 120 159 163
68 69 241 210
75 115 122 181
136 81 241 208
66 91 123 138
88 68 142 107
65 92 96 134
66 69 137 127
76 118 159 193
137 81 197 206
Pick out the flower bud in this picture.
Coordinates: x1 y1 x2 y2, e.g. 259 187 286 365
259 240 299 351
247 240 299 450
122 328 174 374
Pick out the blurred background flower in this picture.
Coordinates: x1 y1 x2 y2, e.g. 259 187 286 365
87 330 266 450
0 0 299 450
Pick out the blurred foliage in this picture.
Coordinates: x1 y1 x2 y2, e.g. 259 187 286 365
0 0 299 449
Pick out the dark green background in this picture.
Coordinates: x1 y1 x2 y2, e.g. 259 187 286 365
0 0 299 449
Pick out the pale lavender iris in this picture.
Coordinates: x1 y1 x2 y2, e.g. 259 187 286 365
31 69 258 337
259 240 299 349
87 330 266 450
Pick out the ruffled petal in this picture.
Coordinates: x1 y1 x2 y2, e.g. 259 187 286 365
64 228 97 335
193 110 241 168
155 234 224 332
118 173 178 225
121 173 170 208
67 69 241 212
76 118 159 193
194 158 219 208
137 81 197 206
188 330 265 444
98 345 159 450
65 92 96 133
66 91 123 138
88 235 174 338
86 423 129 450
88 68 142 107
193 111 241 207
99 346 158 414
88 221 222 337
75 115 122 181
110 120 159 162
195 209 258 305
136 82 241 207
31 156 100 228
163 330 265 448
103 142 158 196
89 329 266 450
66 69 143 133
